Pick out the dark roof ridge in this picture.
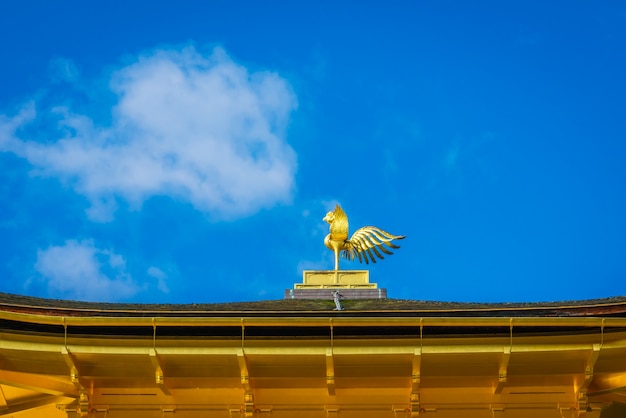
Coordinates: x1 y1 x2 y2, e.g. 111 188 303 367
1 292 626 317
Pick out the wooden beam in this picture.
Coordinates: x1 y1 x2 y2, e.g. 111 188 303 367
1 339 623 358
326 348 335 396
235 349 255 418
412 347 421 393
5 310 626 329
1 395 70 416
495 347 511 394
60 347 83 390
0 370 77 398
577 344 601 416
580 344 601 393
587 371 626 396
60 347 89 418
149 348 171 396
410 348 421 417
237 349 250 392
0 385 8 413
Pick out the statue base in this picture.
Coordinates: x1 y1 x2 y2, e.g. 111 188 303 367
285 270 387 300
296 270 376 288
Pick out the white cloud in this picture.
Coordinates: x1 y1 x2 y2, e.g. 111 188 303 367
147 266 169 293
35 240 141 302
0 46 297 221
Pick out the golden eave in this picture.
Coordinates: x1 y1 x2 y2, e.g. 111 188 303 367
2 308 626 328
1 294 626 417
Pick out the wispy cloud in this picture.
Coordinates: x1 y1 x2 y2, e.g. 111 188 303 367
34 239 141 301
0 46 298 221
48 57 81 83
147 266 169 293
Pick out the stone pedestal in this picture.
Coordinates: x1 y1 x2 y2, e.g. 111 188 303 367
285 270 387 300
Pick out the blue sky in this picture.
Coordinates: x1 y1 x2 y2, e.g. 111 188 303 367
1 1 625 303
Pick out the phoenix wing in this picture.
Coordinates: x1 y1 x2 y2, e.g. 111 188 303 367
343 226 406 264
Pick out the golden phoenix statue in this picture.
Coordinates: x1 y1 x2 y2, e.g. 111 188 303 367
323 204 406 270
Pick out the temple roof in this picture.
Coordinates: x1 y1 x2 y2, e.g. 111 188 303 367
1 292 626 417
1 291 626 317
